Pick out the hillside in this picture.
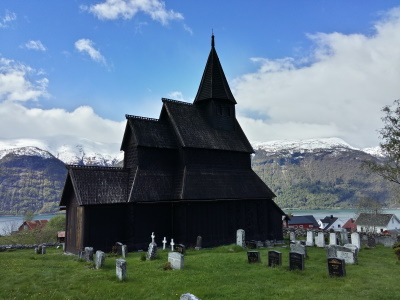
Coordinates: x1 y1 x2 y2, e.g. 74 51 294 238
0 147 67 215
252 138 399 209
0 137 398 215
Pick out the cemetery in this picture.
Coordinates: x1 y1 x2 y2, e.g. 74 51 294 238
1 230 400 299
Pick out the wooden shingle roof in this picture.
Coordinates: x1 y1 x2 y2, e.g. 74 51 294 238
121 115 178 150
194 35 236 104
356 213 398 227
162 99 253 153
62 165 129 205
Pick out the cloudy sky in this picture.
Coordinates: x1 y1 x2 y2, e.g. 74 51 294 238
1 1 400 148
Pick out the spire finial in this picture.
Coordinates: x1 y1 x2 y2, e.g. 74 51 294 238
211 30 215 48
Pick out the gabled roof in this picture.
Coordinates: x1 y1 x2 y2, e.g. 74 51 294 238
288 215 319 227
121 115 178 150
356 213 399 227
320 216 338 230
162 99 253 153
194 35 236 104
18 220 48 231
342 218 357 231
60 165 129 206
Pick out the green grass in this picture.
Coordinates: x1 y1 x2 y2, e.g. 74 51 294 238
0 245 399 300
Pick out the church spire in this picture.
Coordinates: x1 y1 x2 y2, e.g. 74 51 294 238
193 35 237 104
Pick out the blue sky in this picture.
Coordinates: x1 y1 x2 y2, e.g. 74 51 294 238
1 1 400 148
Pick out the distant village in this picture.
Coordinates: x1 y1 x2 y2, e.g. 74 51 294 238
285 213 400 235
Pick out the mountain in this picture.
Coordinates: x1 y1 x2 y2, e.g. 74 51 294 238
0 137 123 215
251 138 399 210
0 136 397 215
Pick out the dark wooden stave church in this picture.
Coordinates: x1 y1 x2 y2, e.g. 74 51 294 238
60 36 285 254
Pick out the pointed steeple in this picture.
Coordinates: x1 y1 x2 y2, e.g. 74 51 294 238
194 35 237 104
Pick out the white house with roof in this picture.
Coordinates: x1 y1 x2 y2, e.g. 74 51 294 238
318 215 345 231
356 213 400 233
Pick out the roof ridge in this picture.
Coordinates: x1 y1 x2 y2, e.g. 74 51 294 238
162 98 193 105
125 114 159 122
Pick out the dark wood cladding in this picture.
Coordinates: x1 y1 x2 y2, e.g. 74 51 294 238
60 36 285 254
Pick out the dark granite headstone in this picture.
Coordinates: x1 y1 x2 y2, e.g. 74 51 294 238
367 236 376 248
247 251 261 263
268 250 282 267
327 257 346 277
289 251 304 271
174 244 186 254
246 240 257 249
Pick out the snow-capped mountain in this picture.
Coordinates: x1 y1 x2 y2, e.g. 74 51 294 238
0 136 383 166
252 137 383 158
0 136 123 166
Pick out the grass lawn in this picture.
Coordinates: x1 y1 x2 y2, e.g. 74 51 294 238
0 244 399 299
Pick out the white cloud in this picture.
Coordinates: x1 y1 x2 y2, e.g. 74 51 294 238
75 39 107 65
168 91 187 102
0 58 49 102
0 10 16 28
233 6 400 148
24 40 47 51
83 0 183 25
0 102 124 143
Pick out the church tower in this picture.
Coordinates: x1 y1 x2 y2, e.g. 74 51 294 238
194 35 236 131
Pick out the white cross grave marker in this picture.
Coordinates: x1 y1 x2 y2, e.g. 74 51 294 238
170 238 175 251
162 237 167 250
151 232 155 244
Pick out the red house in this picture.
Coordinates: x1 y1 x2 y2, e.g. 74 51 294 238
18 220 48 231
287 215 319 229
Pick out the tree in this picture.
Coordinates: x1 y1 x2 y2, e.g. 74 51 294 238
355 197 383 218
23 210 35 222
364 99 400 185
47 215 66 231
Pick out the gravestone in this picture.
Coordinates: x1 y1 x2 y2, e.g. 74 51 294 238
340 229 349 245
315 232 325 248
121 245 128 258
289 232 296 242
168 252 184 270
34 247 39 255
115 242 123 256
247 251 261 263
41 245 46 254
146 242 157 260
326 244 358 264
268 250 282 267
265 240 274 248
174 244 186 254
78 250 85 260
180 293 201 300
290 242 307 258
327 257 346 277
116 259 127 281
195 236 202 251
361 234 368 246
84 247 94 262
351 232 361 249
306 231 315 247
289 252 304 271
162 237 167 250
329 233 337 245
95 251 105 269
246 240 257 249
367 236 376 248
170 239 175 251
237 229 245 248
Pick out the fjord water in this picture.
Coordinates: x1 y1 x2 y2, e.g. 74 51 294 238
0 214 58 235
